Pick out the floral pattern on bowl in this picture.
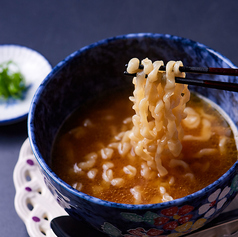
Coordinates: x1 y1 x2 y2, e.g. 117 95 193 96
101 175 238 236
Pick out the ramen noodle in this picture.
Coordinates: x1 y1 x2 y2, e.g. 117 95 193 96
51 58 237 204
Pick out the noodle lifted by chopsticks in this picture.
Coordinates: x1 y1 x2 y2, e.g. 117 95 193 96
126 58 190 177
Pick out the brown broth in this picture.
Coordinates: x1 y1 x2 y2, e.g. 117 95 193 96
51 90 237 204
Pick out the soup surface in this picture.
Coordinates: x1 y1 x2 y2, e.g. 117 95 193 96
51 90 237 204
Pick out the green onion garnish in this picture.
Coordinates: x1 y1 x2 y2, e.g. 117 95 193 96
0 61 27 100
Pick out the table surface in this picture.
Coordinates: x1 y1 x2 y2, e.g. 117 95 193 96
1 1 238 236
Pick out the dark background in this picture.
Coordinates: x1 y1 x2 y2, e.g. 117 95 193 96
1 1 238 236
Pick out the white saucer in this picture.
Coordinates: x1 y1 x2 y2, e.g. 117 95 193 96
0 45 52 125
13 138 67 237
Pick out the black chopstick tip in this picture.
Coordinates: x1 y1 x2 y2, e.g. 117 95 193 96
124 71 136 76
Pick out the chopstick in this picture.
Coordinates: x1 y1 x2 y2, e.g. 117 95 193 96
174 77 238 92
158 65 238 76
134 64 238 76
124 65 238 92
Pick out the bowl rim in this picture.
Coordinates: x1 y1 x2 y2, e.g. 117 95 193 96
28 32 238 210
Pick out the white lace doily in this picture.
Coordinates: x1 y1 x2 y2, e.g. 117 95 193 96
13 138 67 237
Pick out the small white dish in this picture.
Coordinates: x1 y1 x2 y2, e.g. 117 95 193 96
0 45 52 125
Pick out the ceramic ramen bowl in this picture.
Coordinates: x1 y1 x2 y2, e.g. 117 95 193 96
28 33 238 236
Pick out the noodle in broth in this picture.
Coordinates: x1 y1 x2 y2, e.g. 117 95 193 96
51 58 237 204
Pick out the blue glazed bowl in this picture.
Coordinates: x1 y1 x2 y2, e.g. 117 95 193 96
28 33 238 236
